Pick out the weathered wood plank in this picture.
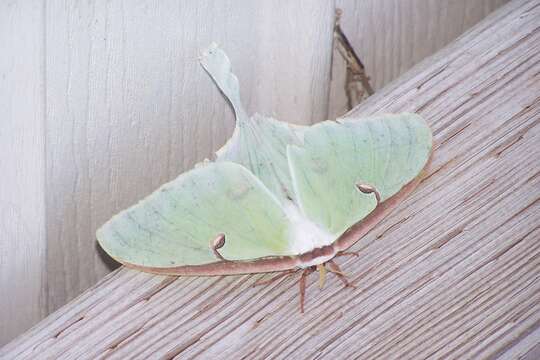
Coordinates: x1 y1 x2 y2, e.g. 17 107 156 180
2 0 539 358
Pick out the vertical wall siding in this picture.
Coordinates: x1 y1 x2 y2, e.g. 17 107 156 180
0 0 47 345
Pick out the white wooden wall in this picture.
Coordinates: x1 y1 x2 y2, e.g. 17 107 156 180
0 0 507 346
0 0 47 345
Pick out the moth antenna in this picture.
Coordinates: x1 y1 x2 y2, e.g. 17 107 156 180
356 183 381 204
210 233 228 261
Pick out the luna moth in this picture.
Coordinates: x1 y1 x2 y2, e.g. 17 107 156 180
97 43 432 312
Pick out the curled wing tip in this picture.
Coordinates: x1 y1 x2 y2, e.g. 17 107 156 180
199 42 247 122
199 42 234 86
200 41 219 56
207 41 219 50
199 42 228 66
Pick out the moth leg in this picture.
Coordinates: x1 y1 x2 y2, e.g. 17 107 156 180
299 266 316 313
326 260 346 276
326 260 357 288
252 269 298 287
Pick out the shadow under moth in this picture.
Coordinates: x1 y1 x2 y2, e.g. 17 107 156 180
97 43 433 312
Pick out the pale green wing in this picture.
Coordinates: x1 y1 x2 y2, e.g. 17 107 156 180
97 161 295 268
287 113 432 236
200 43 304 205
216 114 303 204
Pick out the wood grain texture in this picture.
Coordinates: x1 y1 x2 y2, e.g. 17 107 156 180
0 0 47 346
3 0 539 358
43 0 335 316
328 0 509 118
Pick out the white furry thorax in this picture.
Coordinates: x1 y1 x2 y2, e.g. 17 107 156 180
283 202 336 267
